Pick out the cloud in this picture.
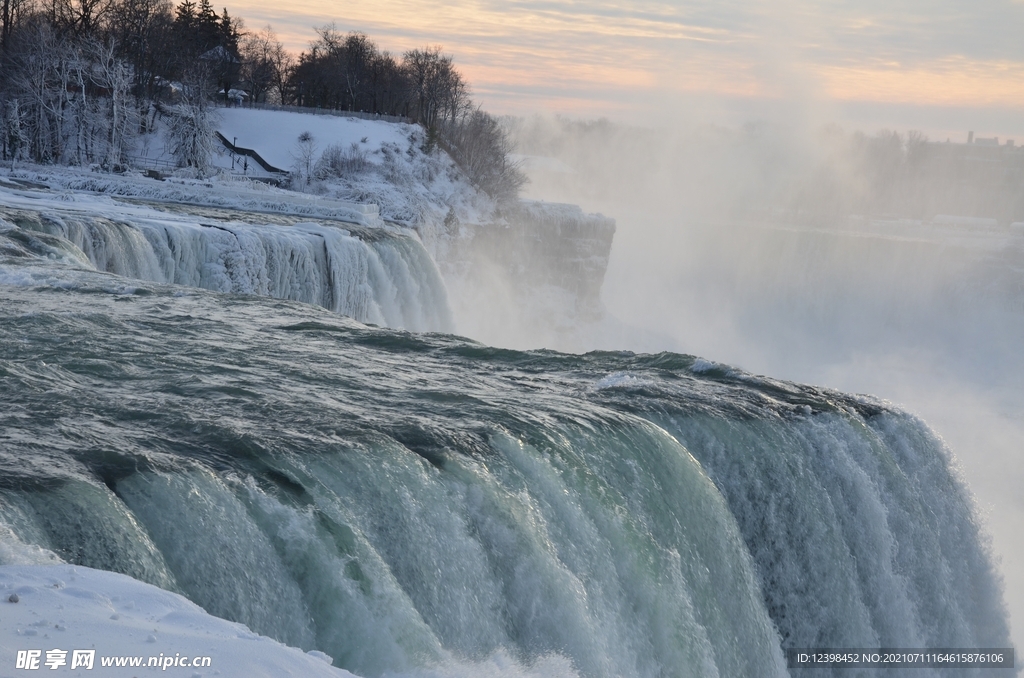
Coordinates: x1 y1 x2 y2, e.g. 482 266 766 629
229 0 1024 132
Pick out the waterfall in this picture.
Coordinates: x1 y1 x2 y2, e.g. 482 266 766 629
0 205 453 333
0 274 1012 677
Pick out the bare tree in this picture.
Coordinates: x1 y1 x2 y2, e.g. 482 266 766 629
239 25 285 103
309 27 374 109
1 0 33 53
367 49 405 115
48 0 108 36
102 0 171 97
402 46 468 130
442 108 526 202
288 26 381 111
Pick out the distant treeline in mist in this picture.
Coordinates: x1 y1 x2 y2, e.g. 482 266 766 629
797 127 1024 225
0 0 524 199
512 117 1024 225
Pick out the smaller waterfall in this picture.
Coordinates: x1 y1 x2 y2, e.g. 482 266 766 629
0 206 453 333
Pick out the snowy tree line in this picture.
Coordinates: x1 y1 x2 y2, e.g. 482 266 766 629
284 27 525 199
1 26 138 166
0 0 243 167
0 0 524 199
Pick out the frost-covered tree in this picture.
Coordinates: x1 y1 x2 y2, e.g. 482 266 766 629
3 19 80 162
1 16 145 167
166 66 216 171
291 130 317 187
1 98 30 164
87 37 137 167
314 142 368 180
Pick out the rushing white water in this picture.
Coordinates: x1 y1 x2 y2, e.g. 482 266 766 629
591 212 1024 656
0 261 1015 677
0 198 452 333
0 182 1016 677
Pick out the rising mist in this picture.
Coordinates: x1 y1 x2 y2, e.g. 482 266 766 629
469 114 1024 654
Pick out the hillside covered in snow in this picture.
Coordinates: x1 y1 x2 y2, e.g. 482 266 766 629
133 108 497 248
2 106 616 348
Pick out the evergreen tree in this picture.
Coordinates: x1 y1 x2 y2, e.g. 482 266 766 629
172 0 197 57
195 0 218 50
218 7 238 54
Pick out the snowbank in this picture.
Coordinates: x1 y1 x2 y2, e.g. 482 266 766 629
132 106 497 243
217 109 416 172
0 167 379 226
212 110 499 248
0 564 354 677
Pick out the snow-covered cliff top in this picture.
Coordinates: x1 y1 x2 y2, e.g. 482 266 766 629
1 564 353 677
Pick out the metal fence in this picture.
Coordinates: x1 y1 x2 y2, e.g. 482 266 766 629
214 102 411 125
125 156 178 171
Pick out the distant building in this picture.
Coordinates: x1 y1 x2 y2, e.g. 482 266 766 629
964 131 1017 149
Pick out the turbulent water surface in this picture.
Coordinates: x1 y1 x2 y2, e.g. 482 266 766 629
0 191 1015 678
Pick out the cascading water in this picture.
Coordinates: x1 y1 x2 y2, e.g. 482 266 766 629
0 199 452 333
0 248 1013 677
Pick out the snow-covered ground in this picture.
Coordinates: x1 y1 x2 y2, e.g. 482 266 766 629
0 168 380 226
214 108 497 247
216 109 417 173
130 107 498 248
1 564 352 677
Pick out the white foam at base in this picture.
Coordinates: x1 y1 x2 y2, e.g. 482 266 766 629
0 527 63 567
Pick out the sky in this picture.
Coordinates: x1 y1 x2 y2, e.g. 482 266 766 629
228 0 1024 141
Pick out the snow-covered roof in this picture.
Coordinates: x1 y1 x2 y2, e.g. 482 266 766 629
200 45 239 64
